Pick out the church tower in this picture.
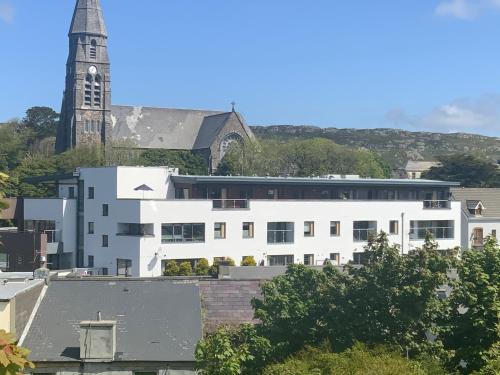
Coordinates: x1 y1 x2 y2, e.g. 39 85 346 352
56 0 112 153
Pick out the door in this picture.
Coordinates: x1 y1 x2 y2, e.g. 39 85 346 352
473 228 484 247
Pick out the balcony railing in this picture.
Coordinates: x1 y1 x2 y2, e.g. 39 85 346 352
423 200 450 209
213 199 250 210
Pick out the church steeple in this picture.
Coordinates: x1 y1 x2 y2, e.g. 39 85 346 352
56 0 112 153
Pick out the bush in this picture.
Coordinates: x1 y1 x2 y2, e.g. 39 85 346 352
164 260 179 276
208 257 236 277
195 258 210 276
241 256 257 267
178 261 193 276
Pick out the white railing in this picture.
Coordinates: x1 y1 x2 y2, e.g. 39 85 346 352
423 200 450 209
213 199 250 209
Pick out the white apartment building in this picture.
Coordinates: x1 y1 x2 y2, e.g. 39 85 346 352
22 167 461 277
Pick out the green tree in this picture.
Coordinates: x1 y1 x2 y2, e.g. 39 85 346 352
21 106 59 140
0 173 9 214
423 154 500 187
241 256 257 267
443 237 500 373
194 258 210 276
178 261 193 276
164 260 180 276
139 149 208 175
0 330 34 375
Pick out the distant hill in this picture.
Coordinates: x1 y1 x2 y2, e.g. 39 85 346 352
250 125 500 168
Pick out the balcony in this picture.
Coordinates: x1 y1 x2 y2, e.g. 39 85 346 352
212 199 250 210
423 200 450 209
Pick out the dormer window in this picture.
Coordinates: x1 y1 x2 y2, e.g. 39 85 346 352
467 200 485 216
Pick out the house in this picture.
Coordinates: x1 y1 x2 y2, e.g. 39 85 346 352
20 278 201 375
20 166 461 277
0 274 45 337
405 160 441 179
451 188 500 249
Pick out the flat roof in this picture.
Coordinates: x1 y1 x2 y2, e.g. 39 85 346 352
0 278 44 301
172 175 460 187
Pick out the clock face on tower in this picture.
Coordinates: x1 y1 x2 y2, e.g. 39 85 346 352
88 65 97 75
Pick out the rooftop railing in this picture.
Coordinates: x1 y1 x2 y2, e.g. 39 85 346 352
213 199 250 210
423 200 450 209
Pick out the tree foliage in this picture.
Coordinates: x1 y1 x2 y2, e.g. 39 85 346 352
216 138 391 178
195 258 210 276
423 155 500 187
0 330 34 375
0 173 9 213
163 260 180 276
139 149 207 175
241 256 257 267
178 261 193 276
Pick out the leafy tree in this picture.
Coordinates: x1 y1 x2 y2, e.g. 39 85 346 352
241 256 257 267
194 258 210 276
262 344 447 375
0 173 9 215
139 149 208 175
164 260 180 276
471 342 500 375
443 237 500 373
21 106 59 140
423 155 500 187
0 330 34 375
178 261 193 276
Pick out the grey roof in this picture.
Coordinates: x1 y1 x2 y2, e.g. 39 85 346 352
451 188 500 218
0 279 44 301
405 160 440 172
171 175 460 187
466 200 481 210
69 0 107 36
111 105 239 150
23 279 201 362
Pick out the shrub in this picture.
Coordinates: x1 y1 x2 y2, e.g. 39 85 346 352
178 261 193 276
208 257 236 277
164 260 179 276
241 256 257 267
195 258 210 276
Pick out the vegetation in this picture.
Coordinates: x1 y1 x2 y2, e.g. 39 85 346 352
0 173 8 214
163 259 211 277
241 256 257 267
217 138 391 178
194 258 210 276
178 261 193 276
209 257 236 277
163 260 180 276
0 330 34 375
196 234 500 374
423 155 500 187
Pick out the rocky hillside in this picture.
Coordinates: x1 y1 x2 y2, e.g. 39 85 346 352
250 125 500 168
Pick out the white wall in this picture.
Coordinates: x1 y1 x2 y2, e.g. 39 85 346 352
464 218 500 249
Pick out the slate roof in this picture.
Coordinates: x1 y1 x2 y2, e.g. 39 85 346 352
451 188 500 218
22 279 201 362
70 0 107 36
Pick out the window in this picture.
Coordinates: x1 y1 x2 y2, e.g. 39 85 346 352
409 220 454 240
88 255 94 268
68 187 75 199
304 221 315 237
214 223 226 239
330 221 340 236
268 255 294 266
88 222 94 234
161 223 205 243
117 259 132 277
84 119 90 133
267 222 294 244
353 252 367 265
0 253 8 271
175 188 189 199
102 204 109 216
353 221 377 242
267 189 278 199
389 220 399 235
102 235 108 247
84 74 92 106
90 39 97 59
493 230 497 238
330 253 340 265
304 254 314 265
88 187 94 199
118 223 154 237
94 75 102 107
242 222 254 239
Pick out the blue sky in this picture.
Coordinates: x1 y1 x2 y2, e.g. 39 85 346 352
0 0 499 136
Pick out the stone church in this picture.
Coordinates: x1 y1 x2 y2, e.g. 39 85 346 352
55 0 253 172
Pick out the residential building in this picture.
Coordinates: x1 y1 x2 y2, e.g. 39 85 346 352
451 188 500 249
55 0 253 172
21 166 461 277
405 160 440 179
21 278 201 375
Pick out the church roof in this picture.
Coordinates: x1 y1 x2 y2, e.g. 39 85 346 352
111 105 248 150
69 0 107 37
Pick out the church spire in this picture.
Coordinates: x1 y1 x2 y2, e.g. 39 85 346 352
69 0 107 37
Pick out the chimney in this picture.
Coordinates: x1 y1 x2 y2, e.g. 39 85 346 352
80 316 117 362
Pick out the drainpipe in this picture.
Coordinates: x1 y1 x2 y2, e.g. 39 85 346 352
401 212 405 255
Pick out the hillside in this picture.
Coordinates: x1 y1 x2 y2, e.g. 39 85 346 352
250 125 500 168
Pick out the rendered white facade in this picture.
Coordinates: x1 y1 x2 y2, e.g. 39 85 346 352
24 167 462 277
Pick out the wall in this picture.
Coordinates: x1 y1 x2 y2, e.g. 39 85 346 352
14 282 44 336
0 231 46 272
0 301 13 332
465 218 500 249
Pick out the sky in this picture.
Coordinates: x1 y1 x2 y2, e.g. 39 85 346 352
0 0 499 136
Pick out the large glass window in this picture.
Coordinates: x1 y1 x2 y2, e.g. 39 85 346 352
117 223 154 237
268 255 294 266
267 222 294 244
117 259 132 277
161 223 205 243
353 221 377 242
409 220 454 240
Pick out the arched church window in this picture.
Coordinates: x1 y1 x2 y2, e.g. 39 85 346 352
93 75 102 108
90 40 97 59
84 74 92 107
220 133 243 161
